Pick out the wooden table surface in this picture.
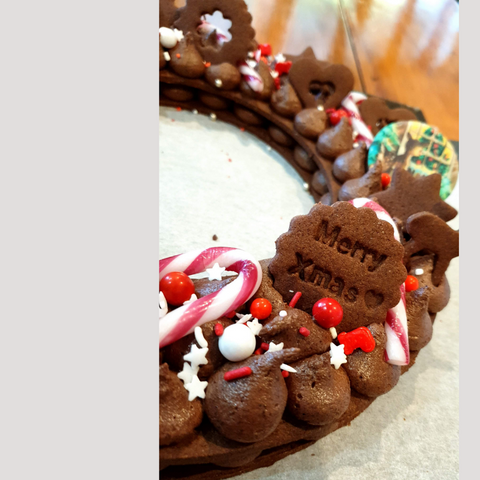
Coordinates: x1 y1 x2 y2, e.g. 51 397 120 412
244 0 459 141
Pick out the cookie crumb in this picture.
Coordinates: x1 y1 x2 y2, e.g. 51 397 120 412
212 234 218 241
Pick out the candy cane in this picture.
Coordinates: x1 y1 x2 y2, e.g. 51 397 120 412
341 92 374 147
238 61 264 93
196 20 229 46
159 247 262 348
349 198 410 366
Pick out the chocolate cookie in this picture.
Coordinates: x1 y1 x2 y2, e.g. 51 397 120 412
169 33 205 78
403 212 459 286
270 78 303 118
269 202 407 333
332 142 367 183
372 167 458 225
358 97 416 135
288 58 354 110
337 160 382 201
294 108 327 139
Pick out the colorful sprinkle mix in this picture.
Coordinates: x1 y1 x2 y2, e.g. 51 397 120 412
224 366 253 381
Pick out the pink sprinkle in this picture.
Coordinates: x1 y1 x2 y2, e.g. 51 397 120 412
289 292 302 308
228 158 232 162
299 327 310 337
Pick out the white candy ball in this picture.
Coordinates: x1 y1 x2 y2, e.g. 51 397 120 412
159 27 178 49
218 324 256 362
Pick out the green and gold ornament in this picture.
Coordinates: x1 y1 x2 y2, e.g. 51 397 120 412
367 121 458 199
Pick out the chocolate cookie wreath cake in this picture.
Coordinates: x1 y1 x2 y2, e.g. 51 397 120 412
159 1 459 478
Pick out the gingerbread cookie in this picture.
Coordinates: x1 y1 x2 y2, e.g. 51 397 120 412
372 167 457 225
359 97 416 135
406 286 433 351
288 58 354 110
403 212 459 286
269 202 407 333
173 0 256 66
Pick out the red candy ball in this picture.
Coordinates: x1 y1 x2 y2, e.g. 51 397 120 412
159 271 195 306
312 298 343 329
381 172 391 188
405 275 419 292
250 298 272 320
328 109 348 126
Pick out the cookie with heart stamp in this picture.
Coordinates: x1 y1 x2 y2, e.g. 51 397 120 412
269 202 407 333
359 97 417 135
288 58 354 111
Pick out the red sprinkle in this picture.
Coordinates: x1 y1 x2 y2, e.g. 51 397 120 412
214 323 224 336
282 370 289 378
381 172 391 188
289 292 302 308
224 366 252 381
261 342 270 351
299 327 310 337
274 77 281 90
240 127 245 132
405 275 419 292
259 43 272 56
274 61 292 75
254 348 263 355
204 62 211 68
176 107 182 111
228 158 232 162
225 310 236 319
176 53 181 59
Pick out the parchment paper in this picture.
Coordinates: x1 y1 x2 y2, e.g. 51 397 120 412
159 106 459 479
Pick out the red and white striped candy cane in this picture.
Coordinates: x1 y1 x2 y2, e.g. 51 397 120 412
349 198 410 366
238 61 264 93
341 92 374 147
159 247 262 348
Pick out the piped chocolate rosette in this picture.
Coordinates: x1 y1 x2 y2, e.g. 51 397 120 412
159 0 459 477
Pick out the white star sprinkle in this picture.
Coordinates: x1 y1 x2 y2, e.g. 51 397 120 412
280 364 297 373
183 293 198 305
173 28 184 42
184 375 208 401
177 362 199 385
275 53 286 63
330 342 347 369
159 291 168 319
236 313 252 324
268 341 284 352
246 318 262 336
206 262 226 281
183 344 209 367
194 326 208 348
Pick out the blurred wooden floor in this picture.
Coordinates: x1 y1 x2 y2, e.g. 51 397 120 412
171 0 459 140
245 0 459 140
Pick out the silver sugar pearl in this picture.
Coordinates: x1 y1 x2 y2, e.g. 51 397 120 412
317 105 324 111
266 145 272 151
303 182 309 191
192 109 198 115
209 113 217 121
214 78 223 88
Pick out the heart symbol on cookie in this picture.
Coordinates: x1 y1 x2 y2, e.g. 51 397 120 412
288 58 354 110
359 97 416 135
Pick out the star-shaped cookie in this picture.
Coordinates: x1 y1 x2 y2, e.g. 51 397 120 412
371 168 457 225
403 212 459 286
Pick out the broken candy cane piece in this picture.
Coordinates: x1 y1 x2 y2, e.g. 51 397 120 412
159 247 262 348
349 198 410 366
